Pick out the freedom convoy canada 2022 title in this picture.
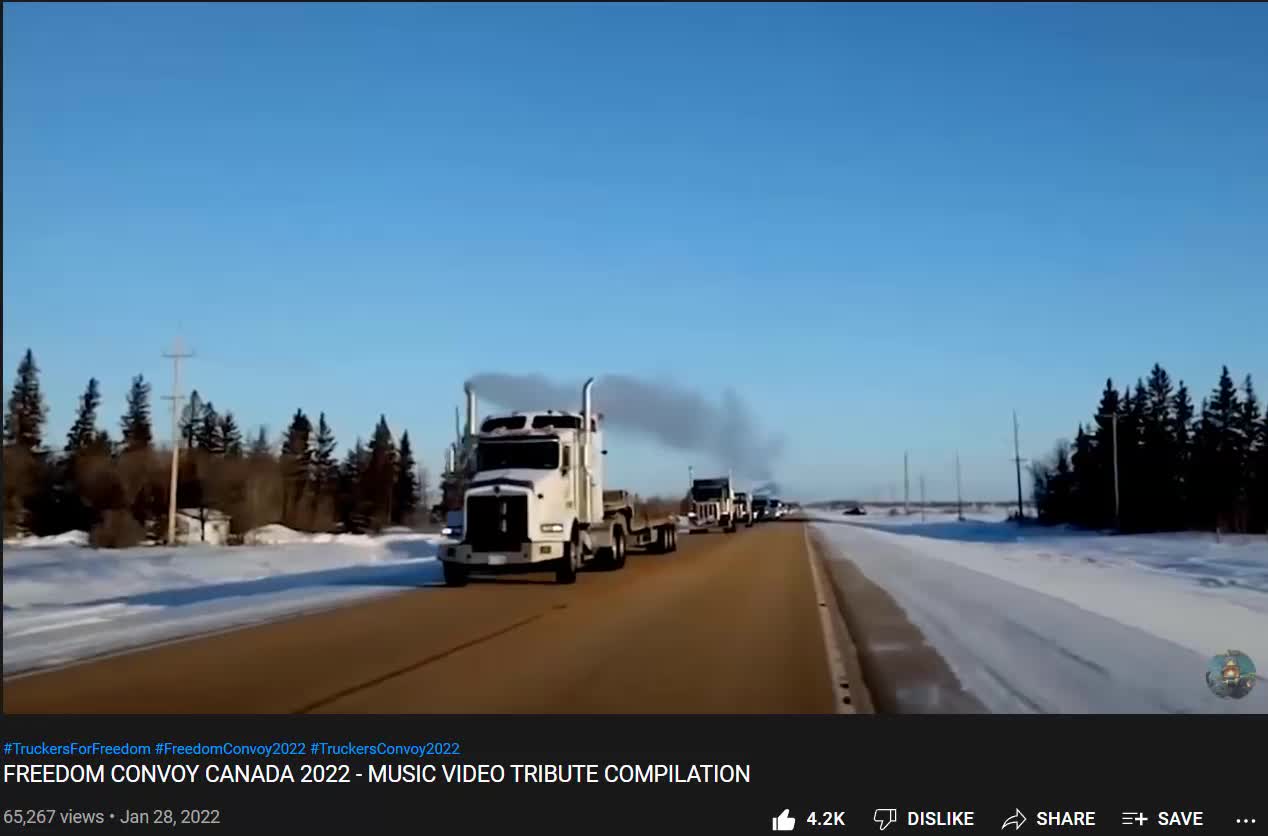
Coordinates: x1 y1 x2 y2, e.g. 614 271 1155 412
4 760 753 785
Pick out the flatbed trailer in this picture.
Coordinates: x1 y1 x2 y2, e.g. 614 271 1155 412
589 490 680 558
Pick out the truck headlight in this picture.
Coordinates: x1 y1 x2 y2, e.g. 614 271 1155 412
442 527 454 536
540 523 565 533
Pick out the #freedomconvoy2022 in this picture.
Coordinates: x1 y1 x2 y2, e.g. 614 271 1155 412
4 763 753 785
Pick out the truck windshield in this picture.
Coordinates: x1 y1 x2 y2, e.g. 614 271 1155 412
477 440 559 470
692 487 724 501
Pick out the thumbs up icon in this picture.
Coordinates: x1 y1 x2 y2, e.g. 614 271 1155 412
773 809 796 831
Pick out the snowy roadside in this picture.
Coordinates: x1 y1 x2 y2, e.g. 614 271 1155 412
3 529 448 675
810 511 1268 713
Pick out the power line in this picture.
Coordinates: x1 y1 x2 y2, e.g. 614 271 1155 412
161 337 195 545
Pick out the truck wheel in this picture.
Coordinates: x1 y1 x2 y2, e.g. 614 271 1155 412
612 528 626 569
666 526 678 553
556 540 578 584
655 526 669 553
443 561 468 587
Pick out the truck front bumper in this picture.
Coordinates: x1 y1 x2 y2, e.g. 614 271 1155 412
442 540 564 566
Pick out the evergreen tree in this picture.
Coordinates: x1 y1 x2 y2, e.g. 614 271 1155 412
249 426 271 458
392 431 420 525
1033 441 1073 524
220 412 243 457
1238 375 1262 531
197 401 224 454
1254 411 1268 533
1069 423 1095 526
1194 367 1242 531
1120 380 1148 530
92 429 113 455
280 409 313 527
365 416 397 531
1088 379 1121 529
1142 365 1177 529
1172 381 1196 526
337 438 370 533
120 374 154 451
180 390 204 449
5 349 48 451
311 413 338 497
1239 375 1260 469
65 378 102 454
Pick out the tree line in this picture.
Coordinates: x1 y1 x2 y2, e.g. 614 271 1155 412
4 349 425 546
1031 364 1266 534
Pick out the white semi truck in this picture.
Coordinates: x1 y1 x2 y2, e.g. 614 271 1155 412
440 378 679 586
688 475 738 533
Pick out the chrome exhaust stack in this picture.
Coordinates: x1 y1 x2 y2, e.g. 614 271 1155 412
464 382 478 441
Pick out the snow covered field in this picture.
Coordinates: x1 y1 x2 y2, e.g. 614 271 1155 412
811 509 1268 713
4 530 446 675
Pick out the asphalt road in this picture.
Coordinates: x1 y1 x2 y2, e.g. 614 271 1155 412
4 521 842 714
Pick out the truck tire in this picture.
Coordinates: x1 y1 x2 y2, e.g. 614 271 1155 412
597 527 626 569
556 540 578 584
443 561 468 587
612 528 626 569
655 526 669 553
666 526 678 553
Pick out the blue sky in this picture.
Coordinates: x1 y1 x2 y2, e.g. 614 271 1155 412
4 3 1266 502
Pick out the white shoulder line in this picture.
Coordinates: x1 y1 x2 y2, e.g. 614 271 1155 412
803 524 858 714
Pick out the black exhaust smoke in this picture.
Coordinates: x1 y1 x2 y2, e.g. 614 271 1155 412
464 372 784 482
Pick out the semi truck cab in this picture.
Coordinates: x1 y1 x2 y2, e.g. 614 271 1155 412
441 378 677 586
689 476 737 533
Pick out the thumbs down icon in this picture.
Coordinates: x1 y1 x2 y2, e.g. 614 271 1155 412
772 809 796 831
875 809 898 830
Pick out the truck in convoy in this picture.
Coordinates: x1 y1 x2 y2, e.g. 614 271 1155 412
734 491 755 527
688 475 737 533
439 378 679 586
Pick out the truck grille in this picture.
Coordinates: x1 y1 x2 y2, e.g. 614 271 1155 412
466 494 528 552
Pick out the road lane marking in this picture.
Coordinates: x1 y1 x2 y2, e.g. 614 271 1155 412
803 524 857 714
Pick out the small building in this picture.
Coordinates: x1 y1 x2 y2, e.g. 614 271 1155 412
175 508 232 545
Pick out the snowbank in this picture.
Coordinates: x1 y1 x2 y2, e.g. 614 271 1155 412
811 512 1268 713
3 532 446 674
4 530 90 548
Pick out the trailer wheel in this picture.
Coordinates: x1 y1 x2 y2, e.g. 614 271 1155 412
654 526 668 553
665 525 678 553
556 533 579 584
443 561 468 587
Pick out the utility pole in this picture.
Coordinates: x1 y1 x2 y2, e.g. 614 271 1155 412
955 451 964 521
903 451 910 515
919 474 926 522
1097 411 1121 532
161 338 194 545
1012 410 1028 522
